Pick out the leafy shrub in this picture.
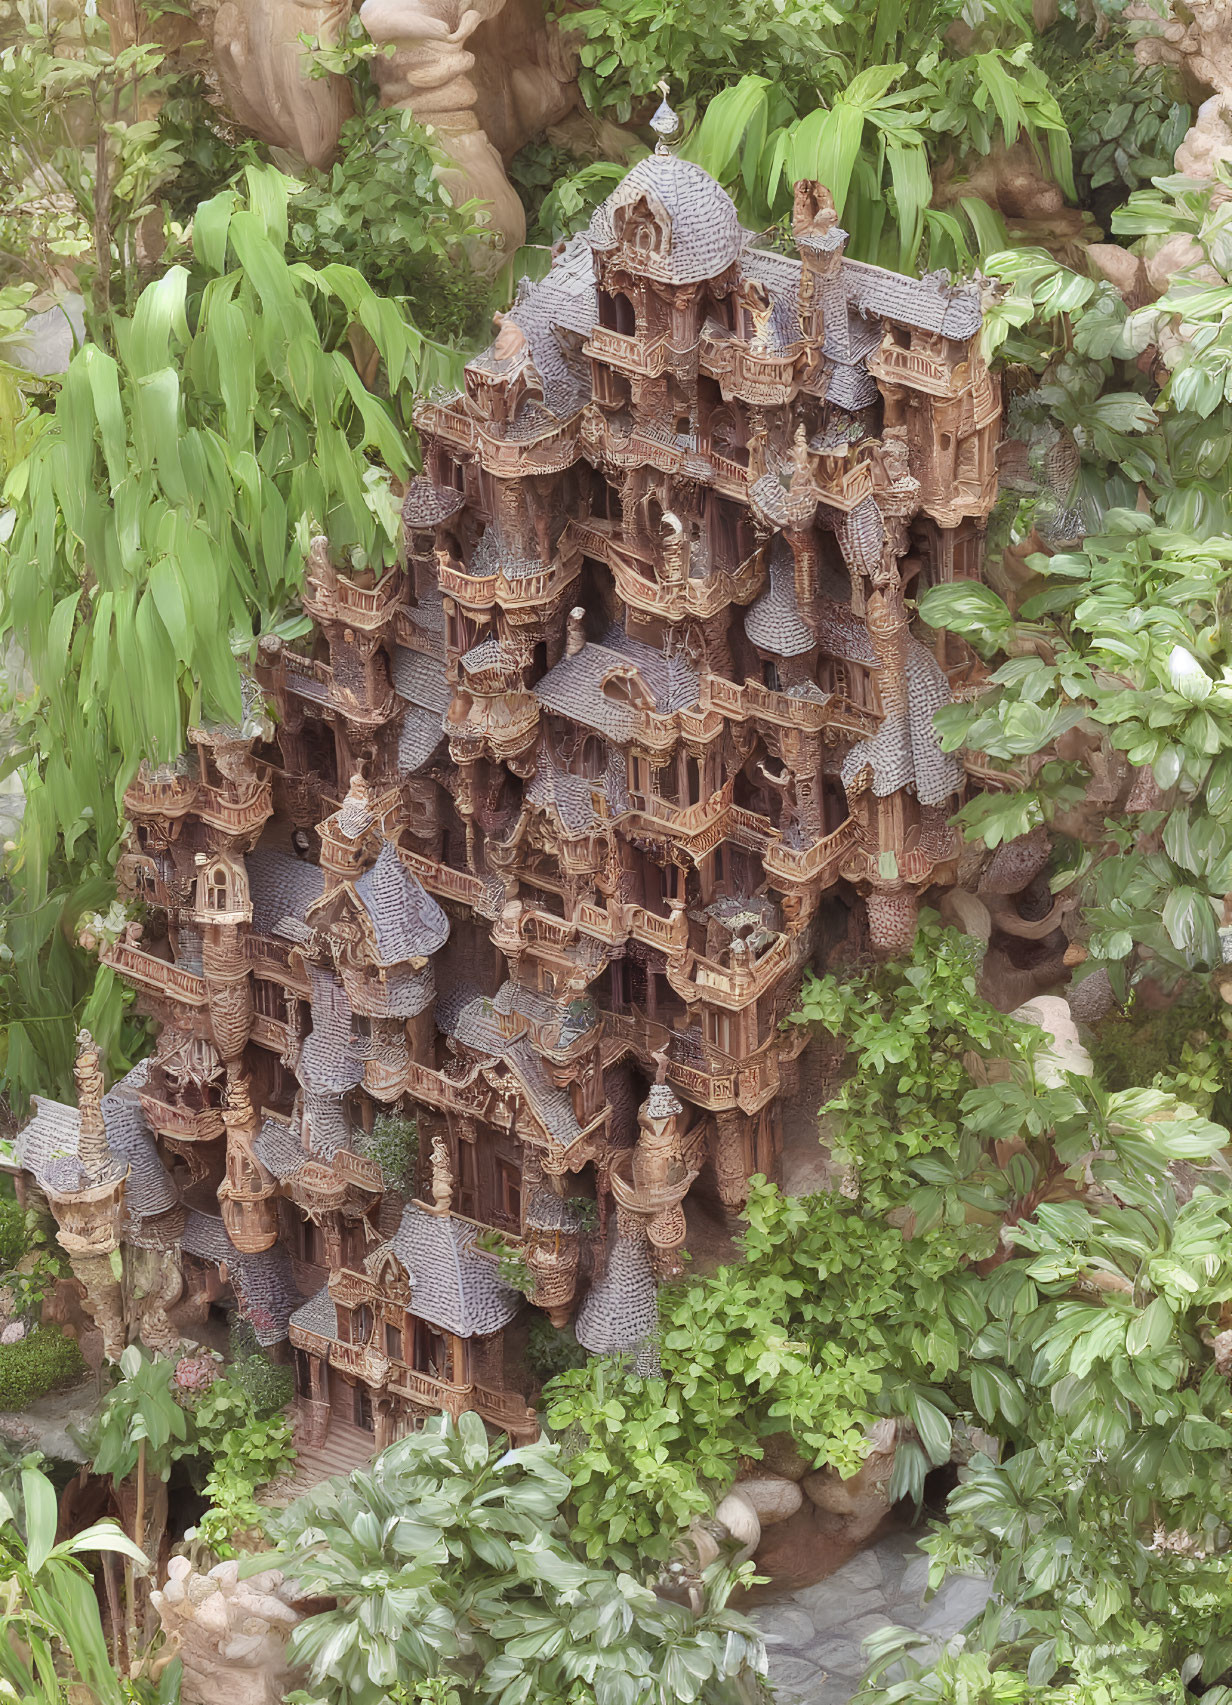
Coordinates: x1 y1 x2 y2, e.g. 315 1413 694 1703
523 1318 589 1385
271 1413 766 1705
228 1319 294 1417
0 1324 85 1410
358 1114 419 1197
284 98 494 345
0 1195 25 1271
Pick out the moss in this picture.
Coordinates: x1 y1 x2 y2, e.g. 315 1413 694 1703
1088 986 1224 1092
0 1325 85 1411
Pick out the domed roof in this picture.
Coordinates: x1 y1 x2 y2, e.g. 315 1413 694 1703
588 152 746 285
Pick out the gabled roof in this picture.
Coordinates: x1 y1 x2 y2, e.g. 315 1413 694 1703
392 1205 522 1338
840 638 962 806
353 842 450 966
844 258 983 339
576 1227 659 1354
17 1060 174 1218
182 1210 300 1346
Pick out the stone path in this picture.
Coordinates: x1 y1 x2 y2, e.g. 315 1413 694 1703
750 1525 993 1703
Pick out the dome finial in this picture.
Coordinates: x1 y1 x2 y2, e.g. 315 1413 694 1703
650 80 681 154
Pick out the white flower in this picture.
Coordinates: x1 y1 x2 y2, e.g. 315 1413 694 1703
1168 645 1212 703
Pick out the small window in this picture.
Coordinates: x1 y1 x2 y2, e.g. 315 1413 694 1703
385 1321 402 1361
353 1382 374 1431
497 1157 522 1225
763 660 781 692
412 1321 448 1379
351 1304 373 1345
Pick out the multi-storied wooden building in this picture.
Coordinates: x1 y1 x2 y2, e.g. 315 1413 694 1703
18 132 999 1452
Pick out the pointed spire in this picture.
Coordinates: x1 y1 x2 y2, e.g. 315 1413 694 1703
650 79 681 154
73 1029 111 1180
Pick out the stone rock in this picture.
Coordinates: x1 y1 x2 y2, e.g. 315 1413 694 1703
1145 232 1221 295
194 1591 230 1634
749 1503 868 1598
792 1575 884 1630
915 1573 994 1635
801 1420 897 1549
1010 994 1094 1084
715 1488 761 1554
1086 242 1147 303
153 1556 304 1705
757 1432 813 1483
753 1604 817 1648
735 1475 804 1526
897 1553 933 1605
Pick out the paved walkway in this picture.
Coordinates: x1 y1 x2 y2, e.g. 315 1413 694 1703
750 1525 993 1703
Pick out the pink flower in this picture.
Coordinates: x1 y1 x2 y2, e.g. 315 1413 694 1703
174 1354 218 1391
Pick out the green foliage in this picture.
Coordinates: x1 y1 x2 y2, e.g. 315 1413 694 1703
474 1229 536 1298
192 1410 295 1559
91 1345 189 1487
0 1323 85 1410
358 1113 419 1197
1043 34 1188 202
551 0 1071 270
227 1319 294 1417
0 0 186 318
0 1462 146 1705
523 1318 588 1385
0 163 460 1107
0 1190 24 1268
283 97 495 345
269 1411 768 1705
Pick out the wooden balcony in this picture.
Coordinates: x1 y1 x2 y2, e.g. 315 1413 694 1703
866 339 966 399
123 771 197 820
413 398 479 454
196 779 273 838
246 934 311 997
328 1340 391 1385
282 652 333 709
250 1012 290 1052
668 929 793 1012
624 778 735 859
474 418 580 477
600 1009 783 1114
304 566 403 634
404 1058 512 1127
699 334 802 405
102 939 209 1007
138 1090 224 1143
584 327 668 377
840 841 958 887
401 848 486 909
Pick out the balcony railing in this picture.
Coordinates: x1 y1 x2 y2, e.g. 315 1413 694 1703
866 340 965 398
583 327 668 377
196 780 273 837
328 1340 391 1385
250 1013 290 1052
304 567 402 633
401 848 486 908
102 939 209 1007
414 399 479 452
123 772 197 818
138 1091 224 1142
474 419 579 477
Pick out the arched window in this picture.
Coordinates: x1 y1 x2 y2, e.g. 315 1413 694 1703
351 1304 373 1345
208 866 229 909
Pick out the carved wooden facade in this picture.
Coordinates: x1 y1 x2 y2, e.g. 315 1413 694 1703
19 140 998 1454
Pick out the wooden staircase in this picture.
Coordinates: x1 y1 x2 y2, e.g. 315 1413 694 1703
261 1421 376 1507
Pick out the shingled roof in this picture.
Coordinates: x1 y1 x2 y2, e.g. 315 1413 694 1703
392 647 452 716
353 842 450 966
392 1205 523 1338
17 1060 174 1218
744 536 815 657
247 848 324 939
575 1227 659 1354
840 639 962 806
589 153 747 285
300 968 364 1095
181 1210 300 1345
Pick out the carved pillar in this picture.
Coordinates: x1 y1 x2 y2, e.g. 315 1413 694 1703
713 1110 749 1211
